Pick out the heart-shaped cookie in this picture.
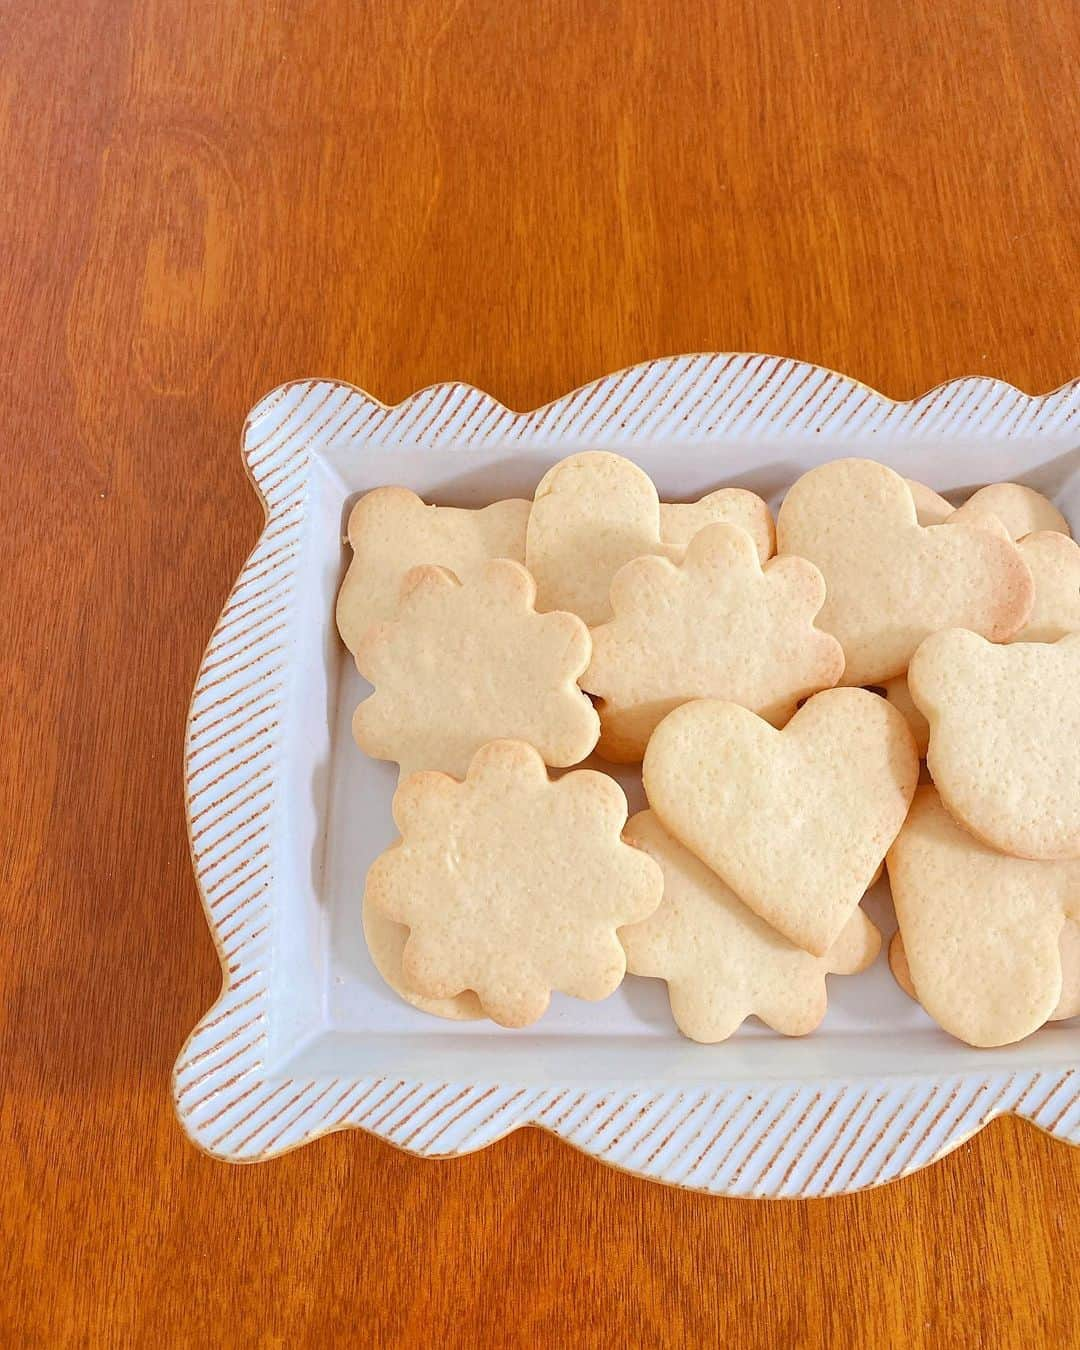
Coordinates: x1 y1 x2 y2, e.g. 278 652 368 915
909 628 1080 859
887 787 1080 1045
775 458 1034 685
642 688 918 955
526 452 773 625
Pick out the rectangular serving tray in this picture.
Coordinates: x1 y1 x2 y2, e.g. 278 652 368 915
174 356 1080 1195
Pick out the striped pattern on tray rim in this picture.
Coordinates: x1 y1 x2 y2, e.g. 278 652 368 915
173 356 1080 1191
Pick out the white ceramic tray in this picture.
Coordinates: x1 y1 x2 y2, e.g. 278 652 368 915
174 355 1080 1195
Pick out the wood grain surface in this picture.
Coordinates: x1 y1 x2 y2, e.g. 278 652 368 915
3 0 1079 1344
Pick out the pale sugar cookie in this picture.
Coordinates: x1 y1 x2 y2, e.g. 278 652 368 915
620 811 880 1042
949 482 1071 540
879 676 930 758
337 487 530 652
889 925 1080 1023
905 479 953 526
363 894 483 1021
659 489 775 562
642 688 918 956
886 787 1080 1046
584 523 843 761
909 629 1080 860
365 740 663 1028
775 458 1034 685
1012 532 1080 643
526 452 772 625
353 560 599 778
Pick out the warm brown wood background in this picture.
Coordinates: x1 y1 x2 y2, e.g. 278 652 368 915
4 0 1080 1344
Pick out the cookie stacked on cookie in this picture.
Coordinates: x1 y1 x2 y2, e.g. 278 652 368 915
338 455 1079 1047
774 460 1080 1046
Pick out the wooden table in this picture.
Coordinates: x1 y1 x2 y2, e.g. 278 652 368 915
5 1 1079 1344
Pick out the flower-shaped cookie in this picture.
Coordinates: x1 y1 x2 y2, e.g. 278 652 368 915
643 688 918 955
620 812 881 1042
336 486 531 652
775 458 1034 685
909 629 1080 859
362 894 482 1021
365 740 664 1027
584 523 844 761
887 787 1080 1045
353 560 599 778
526 452 773 625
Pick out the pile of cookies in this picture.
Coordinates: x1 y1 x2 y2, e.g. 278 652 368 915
337 454 1080 1048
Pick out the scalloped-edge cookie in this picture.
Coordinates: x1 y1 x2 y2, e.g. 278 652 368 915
886 787 1080 1046
353 560 599 778
889 925 1080 1022
642 688 918 956
905 479 954 526
365 740 663 1027
620 811 881 1042
362 894 483 1021
775 458 1034 685
949 482 1071 540
584 523 844 761
909 629 1080 860
1012 532 1080 643
336 487 531 652
526 452 773 625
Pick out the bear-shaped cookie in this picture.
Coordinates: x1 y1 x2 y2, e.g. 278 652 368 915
909 629 1080 860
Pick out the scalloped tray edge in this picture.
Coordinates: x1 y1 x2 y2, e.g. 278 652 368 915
173 355 1080 1194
